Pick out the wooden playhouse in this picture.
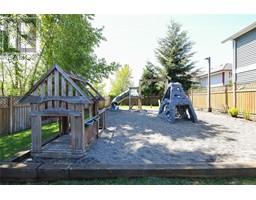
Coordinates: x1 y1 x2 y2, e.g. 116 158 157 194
18 64 106 158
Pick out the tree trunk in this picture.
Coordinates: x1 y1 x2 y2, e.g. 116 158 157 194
1 60 5 96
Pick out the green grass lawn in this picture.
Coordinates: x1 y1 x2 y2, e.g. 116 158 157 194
119 105 159 111
3 176 256 185
0 122 59 161
51 177 256 185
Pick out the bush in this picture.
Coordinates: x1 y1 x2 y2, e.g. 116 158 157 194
228 107 239 118
243 111 251 120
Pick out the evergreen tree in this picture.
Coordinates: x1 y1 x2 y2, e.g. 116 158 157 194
140 62 164 96
155 20 195 91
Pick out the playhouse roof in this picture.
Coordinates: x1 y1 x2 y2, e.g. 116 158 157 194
19 64 104 104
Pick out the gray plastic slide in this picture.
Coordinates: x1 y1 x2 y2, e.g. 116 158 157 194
111 89 130 106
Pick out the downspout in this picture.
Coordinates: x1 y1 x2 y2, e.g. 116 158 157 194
232 40 237 108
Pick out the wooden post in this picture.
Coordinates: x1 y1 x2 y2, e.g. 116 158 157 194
54 69 59 108
61 76 66 106
40 82 46 111
71 104 85 152
61 117 69 134
8 96 13 134
233 82 237 108
225 85 228 111
206 57 212 112
31 115 42 153
47 73 52 108
138 81 142 110
128 89 131 110
60 76 68 134
67 84 74 133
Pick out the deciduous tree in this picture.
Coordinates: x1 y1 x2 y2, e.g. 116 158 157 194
109 64 133 97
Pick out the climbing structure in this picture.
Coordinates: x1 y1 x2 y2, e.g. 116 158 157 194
158 82 198 123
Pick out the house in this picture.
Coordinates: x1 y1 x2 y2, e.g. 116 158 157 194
0 19 37 53
196 63 232 88
222 21 256 85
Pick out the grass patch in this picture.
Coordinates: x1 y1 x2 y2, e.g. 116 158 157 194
3 177 256 185
0 122 59 161
119 105 159 111
44 177 256 185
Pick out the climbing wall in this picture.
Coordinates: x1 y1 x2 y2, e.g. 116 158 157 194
158 82 198 123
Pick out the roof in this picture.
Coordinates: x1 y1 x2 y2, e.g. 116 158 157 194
19 64 104 104
222 21 256 43
197 63 232 78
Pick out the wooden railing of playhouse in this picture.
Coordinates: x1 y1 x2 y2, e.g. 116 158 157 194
84 108 106 144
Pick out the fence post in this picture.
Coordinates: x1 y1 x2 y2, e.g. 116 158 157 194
190 89 193 105
233 82 237 108
8 96 13 134
225 86 228 111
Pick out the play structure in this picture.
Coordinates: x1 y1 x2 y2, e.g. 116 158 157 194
111 78 169 111
18 64 106 158
111 87 142 110
158 82 198 123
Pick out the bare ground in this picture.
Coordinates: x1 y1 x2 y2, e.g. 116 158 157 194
83 109 256 165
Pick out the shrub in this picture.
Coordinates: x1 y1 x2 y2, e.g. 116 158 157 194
243 111 251 120
228 107 239 118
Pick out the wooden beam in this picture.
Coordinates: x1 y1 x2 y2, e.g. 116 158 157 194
18 65 57 104
54 64 91 103
54 69 59 96
47 73 52 108
40 82 45 97
68 84 73 96
61 76 66 108
54 69 60 108
30 109 81 117
31 115 42 153
19 96 89 104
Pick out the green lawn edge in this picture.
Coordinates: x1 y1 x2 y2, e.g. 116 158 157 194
0 122 59 161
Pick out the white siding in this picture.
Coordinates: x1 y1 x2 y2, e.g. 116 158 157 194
199 71 232 87
199 73 223 87
236 28 256 83
236 29 256 69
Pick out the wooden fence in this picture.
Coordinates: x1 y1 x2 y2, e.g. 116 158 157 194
0 96 31 135
190 83 256 115
120 95 162 106
0 96 110 136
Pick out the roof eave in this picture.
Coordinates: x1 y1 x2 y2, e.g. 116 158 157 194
222 21 256 44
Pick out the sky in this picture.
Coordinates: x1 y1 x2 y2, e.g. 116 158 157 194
92 15 256 90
